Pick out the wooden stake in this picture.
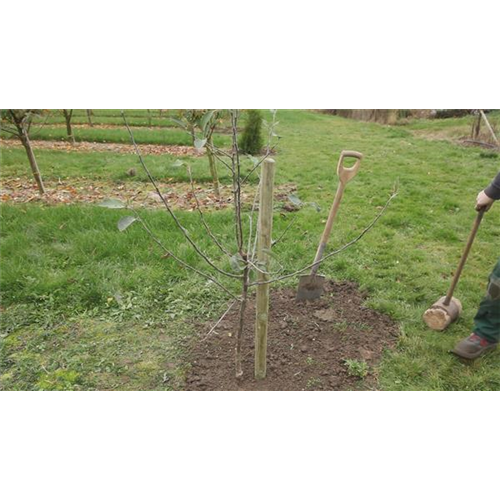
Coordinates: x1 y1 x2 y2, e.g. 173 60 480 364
480 110 500 148
255 158 276 379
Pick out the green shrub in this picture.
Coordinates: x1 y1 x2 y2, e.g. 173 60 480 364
239 109 263 155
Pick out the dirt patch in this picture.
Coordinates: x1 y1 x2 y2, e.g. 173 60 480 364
1 138 203 157
0 177 297 210
185 281 399 391
457 139 499 150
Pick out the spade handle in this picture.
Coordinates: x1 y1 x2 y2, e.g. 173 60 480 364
310 150 363 276
338 150 363 184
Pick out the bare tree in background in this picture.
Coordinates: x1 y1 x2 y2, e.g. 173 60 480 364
172 109 223 197
86 109 94 127
62 109 75 144
1 109 46 194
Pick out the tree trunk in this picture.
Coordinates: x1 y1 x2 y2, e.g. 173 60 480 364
207 138 220 197
86 109 93 127
235 255 249 378
63 109 75 144
20 133 45 195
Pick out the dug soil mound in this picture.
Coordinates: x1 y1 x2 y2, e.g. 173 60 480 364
186 281 399 391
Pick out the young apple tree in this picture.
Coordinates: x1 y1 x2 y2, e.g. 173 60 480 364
101 110 396 380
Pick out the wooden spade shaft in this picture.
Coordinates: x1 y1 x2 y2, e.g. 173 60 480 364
310 182 345 276
444 209 485 306
308 150 363 277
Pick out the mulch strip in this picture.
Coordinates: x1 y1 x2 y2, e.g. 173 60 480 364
1 138 203 157
0 177 297 210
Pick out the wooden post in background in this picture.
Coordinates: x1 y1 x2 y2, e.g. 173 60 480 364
480 110 500 148
255 158 276 379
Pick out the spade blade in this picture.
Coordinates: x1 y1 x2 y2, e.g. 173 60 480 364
296 274 326 302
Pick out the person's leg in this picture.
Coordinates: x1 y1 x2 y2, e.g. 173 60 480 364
452 258 500 359
473 257 500 343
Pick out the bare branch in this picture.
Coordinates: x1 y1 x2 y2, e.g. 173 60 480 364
186 164 232 257
29 112 51 137
241 150 271 184
205 142 233 173
122 112 243 280
248 192 398 287
201 300 238 341
0 124 19 137
272 212 299 248
128 206 241 301
230 110 244 253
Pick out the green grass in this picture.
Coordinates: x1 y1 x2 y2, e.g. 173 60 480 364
1 109 500 390
33 109 180 128
0 146 245 184
31 109 237 131
1 125 230 148
400 111 500 142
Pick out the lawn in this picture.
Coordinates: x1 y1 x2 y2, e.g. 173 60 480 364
1 110 499 390
1 123 231 148
402 110 500 143
33 109 180 128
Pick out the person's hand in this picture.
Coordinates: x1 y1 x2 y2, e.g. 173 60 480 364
476 190 495 211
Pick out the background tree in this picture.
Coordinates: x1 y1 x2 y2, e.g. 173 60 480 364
62 109 75 144
172 109 222 197
86 109 94 127
1 109 46 194
198 110 225 198
173 109 203 145
239 109 264 154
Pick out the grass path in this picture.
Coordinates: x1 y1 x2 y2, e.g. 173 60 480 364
1 124 231 148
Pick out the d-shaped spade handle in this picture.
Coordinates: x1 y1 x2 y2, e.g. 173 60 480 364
310 149 364 276
337 150 363 185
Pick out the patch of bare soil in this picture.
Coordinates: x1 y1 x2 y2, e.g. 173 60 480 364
0 177 297 210
457 138 499 150
0 138 203 157
186 281 399 391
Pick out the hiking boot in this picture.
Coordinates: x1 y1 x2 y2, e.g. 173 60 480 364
451 333 498 360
